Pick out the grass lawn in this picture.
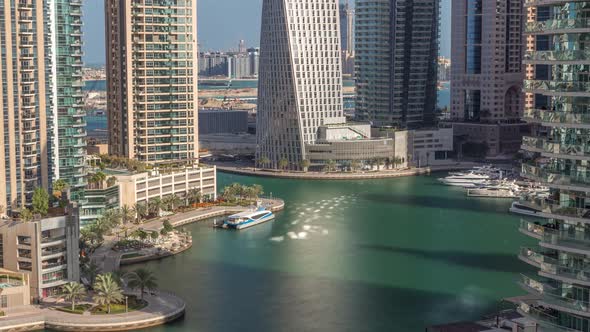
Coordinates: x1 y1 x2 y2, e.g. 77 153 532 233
91 295 147 315
121 252 145 259
56 304 93 314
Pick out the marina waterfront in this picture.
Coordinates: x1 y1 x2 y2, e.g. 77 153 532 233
129 172 534 332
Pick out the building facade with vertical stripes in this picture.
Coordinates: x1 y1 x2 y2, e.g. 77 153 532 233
256 0 346 169
105 0 199 163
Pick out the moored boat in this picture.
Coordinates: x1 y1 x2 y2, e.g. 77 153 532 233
220 207 275 230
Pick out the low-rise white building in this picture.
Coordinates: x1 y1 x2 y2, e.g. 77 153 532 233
115 166 217 208
394 128 454 167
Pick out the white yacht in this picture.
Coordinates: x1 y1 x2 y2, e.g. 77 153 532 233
439 172 492 187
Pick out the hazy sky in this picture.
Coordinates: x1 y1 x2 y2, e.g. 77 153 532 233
83 0 451 66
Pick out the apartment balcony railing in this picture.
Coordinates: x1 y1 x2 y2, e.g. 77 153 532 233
524 80 590 94
41 247 65 257
525 18 590 33
521 274 590 315
524 50 590 63
519 194 590 220
522 163 590 189
522 136 590 159
41 235 66 244
524 109 590 125
518 302 579 331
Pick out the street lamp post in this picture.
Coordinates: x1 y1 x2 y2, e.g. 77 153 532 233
125 296 128 313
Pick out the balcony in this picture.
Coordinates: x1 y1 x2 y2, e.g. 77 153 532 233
41 235 66 247
524 80 590 95
524 50 590 64
525 18 590 34
522 163 590 191
41 247 66 258
519 195 590 222
517 302 579 331
520 275 590 317
522 136 590 159
523 109 590 127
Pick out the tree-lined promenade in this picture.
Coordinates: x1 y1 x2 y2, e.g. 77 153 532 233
212 162 482 180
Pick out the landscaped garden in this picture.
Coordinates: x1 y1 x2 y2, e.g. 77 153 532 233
56 268 157 315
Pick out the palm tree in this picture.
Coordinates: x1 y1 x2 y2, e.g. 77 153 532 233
251 184 263 200
82 262 101 287
133 202 148 223
163 195 182 212
61 282 86 311
148 197 163 217
187 188 202 205
300 159 311 172
351 160 360 173
93 273 124 314
126 268 158 300
326 160 337 172
258 156 270 169
93 171 107 189
120 205 134 225
278 158 289 171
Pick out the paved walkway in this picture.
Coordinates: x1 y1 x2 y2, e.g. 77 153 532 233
213 162 482 180
0 291 185 331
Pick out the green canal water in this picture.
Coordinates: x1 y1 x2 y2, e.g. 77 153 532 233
134 172 536 332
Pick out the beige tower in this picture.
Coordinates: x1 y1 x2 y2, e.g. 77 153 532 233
106 0 199 163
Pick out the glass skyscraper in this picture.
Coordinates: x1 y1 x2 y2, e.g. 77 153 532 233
355 0 439 129
0 0 86 212
518 1 590 330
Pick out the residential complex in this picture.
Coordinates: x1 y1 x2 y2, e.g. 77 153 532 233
256 0 347 168
0 205 80 299
340 0 355 76
340 0 354 55
198 49 260 79
0 0 86 212
355 0 439 129
450 0 527 156
517 1 590 330
105 0 199 163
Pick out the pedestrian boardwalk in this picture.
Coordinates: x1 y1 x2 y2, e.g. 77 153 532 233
0 292 185 331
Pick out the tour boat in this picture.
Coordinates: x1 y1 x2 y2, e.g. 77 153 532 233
222 207 275 230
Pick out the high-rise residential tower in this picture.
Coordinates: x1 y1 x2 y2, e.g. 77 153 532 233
0 0 86 212
340 0 354 55
517 2 590 330
106 0 199 163
256 0 346 168
450 0 526 156
355 0 439 129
